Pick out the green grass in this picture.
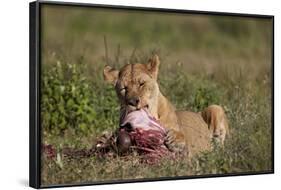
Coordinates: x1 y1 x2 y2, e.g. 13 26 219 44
40 5 273 185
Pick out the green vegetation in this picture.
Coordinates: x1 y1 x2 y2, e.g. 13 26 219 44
41 5 273 185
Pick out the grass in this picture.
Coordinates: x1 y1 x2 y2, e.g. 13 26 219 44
40 4 273 185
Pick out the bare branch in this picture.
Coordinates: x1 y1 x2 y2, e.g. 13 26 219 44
103 35 109 65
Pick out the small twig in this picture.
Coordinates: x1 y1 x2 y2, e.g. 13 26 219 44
129 47 137 63
115 43 121 66
103 35 109 65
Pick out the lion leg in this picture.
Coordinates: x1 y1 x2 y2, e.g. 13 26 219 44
201 105 229 145
164 128 187 154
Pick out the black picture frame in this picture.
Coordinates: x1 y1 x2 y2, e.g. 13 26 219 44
29 1 274 188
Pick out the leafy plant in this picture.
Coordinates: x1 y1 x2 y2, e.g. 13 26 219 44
41 60 97 135
193 85 221 111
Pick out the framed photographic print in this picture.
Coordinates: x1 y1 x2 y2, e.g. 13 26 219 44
29 0 274 188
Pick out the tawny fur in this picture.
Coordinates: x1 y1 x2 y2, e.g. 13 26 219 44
201 105 229 145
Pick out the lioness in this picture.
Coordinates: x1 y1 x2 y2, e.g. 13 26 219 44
103 55 229 157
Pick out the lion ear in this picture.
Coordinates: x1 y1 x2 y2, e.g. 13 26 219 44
147 54 160 79
103 65 119 85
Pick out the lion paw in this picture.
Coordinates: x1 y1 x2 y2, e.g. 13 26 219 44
164 129 186 153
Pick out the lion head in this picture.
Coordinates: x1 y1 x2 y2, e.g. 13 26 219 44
103 55 161 120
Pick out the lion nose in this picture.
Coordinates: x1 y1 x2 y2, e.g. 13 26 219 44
128 97 140 107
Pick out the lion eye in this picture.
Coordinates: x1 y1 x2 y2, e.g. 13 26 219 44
139 82 145 87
